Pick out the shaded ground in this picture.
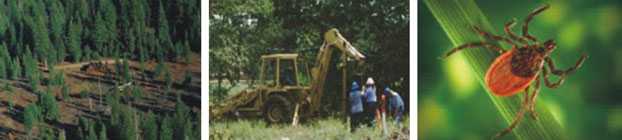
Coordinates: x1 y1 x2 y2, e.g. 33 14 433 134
0 53 201 139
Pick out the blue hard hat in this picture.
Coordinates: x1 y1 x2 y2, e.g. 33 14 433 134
351 82 360 90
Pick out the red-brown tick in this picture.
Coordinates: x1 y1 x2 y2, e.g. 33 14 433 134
440 4 587 139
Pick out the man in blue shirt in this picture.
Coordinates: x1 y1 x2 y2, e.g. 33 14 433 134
349 81 364 132
384 87 404 125
363 77 378 126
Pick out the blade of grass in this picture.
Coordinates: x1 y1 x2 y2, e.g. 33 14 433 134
423 0 567 139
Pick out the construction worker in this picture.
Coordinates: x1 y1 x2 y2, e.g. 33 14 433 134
363 77 378 126
384 87 404 126
349 81 364 132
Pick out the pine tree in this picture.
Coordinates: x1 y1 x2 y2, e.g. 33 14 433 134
93 12 107 53
49 0 67 63
23 103 40 134
62 84 70 101
99 124 108 140
39 89 60 121
143 111 157 140
68 19 83 62
23 48 40 92
160 115 173 140
158 0 173 61
153 61 165 80
0 43 10 78
173 97 191 139
10 58 21 80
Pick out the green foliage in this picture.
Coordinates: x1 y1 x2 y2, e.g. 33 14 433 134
99 124 108 140
68 19 83 62
58 129 66 140
62 84 70 100
9 58 21 80
39 90 60 122
159 115 173 140
173 97 193 139
142 111 158 140
0 44 9 78
182 71 193 88
23 48 40 92
153 61 165 80
49 68 65 86
80 90 89 98
23 103 41 134
39 126 55 140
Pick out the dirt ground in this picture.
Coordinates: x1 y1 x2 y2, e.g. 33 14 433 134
0 53 201 139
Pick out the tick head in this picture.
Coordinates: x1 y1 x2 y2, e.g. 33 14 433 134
542 39 557 55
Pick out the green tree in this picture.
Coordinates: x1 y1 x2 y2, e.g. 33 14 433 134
39 90 60 121
159 115 173 140
158 0 173 61
23 103 40 134
142 111 157 140
23 48 40 92
68 19 83 62
9 58 21 80
0 43 10 78
49 0 67 63
173 97 192 139
99 124 108 140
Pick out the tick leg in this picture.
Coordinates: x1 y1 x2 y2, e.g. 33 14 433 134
542 66 565 88
528 76 541 120
504 19 528 44
493 87 530 139
473 26 518 47
545 54 588 76
439 42 505 59
522 4 550 42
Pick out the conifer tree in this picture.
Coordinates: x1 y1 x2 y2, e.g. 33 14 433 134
143 111 157 140
68 19 83 62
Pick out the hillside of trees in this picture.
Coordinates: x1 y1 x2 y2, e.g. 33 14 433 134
0 0 201 139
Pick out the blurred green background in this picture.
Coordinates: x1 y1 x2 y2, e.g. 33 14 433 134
418 0 622 139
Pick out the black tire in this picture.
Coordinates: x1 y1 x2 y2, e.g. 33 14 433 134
263 94 293 123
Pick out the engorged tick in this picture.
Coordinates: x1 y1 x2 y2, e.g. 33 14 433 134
440 4 587 139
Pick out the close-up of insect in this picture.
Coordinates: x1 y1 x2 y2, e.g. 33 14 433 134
440 4 587 139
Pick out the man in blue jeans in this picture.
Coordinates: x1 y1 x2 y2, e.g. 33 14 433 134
349 81 364 132
384 87 404 126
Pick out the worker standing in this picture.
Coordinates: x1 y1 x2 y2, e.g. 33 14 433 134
385 87 404 126
363 77 378 126
349 81 364 132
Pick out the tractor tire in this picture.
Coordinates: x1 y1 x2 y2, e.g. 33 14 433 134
263 94 293 123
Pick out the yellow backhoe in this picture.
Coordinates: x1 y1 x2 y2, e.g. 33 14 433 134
210 28 365 123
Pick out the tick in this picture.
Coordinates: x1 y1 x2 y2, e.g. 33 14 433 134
440 4 587 139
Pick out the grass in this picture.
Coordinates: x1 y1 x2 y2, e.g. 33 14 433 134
209 116 409 140
423 0 567 139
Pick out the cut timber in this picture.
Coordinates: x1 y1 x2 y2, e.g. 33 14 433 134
53 59 120 70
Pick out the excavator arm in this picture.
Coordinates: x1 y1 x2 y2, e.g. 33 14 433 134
308 28 365 113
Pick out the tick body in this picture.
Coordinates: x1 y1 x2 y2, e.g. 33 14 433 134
440 4 587 139
486 47 545 96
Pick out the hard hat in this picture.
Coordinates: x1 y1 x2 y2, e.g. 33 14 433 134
351 81 360 90
366 77 375 85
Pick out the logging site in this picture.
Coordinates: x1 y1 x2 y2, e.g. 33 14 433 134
209 0 410 139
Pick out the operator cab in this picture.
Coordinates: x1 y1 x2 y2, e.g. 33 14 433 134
259 53 310 88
